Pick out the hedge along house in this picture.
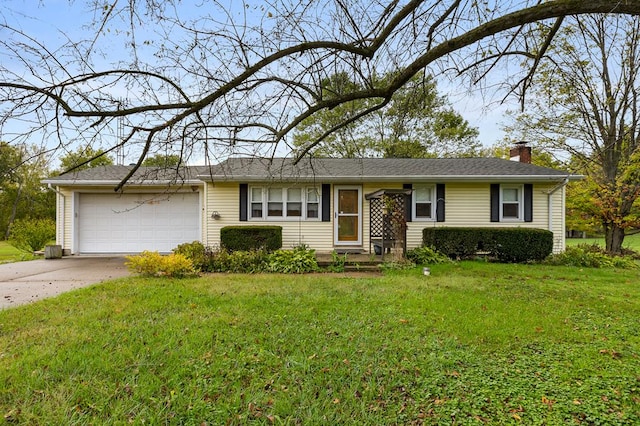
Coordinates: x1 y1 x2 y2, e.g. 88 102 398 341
44 149 581 256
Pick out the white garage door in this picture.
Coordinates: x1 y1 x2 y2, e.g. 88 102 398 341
78 193 200 253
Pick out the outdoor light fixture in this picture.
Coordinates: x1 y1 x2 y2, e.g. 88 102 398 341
211 211 221 220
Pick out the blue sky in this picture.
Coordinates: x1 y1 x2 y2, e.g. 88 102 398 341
1 0 510 164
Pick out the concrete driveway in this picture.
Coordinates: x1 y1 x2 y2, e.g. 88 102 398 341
0 257 130 310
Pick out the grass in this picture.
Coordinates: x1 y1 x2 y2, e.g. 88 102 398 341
0 241 37 263
1 262 639 424
567 233 640 251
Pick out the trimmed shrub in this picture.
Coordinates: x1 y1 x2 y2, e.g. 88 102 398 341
490 228 553 263
422 227 553 263
125 251 198 278
8 218 56 252
422 227 492 259
220 226 282 252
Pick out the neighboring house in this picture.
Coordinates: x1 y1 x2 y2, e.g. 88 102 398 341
43 148 581 255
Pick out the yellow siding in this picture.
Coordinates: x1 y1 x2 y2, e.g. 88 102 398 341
206 182 406 253
54 180 568 255
406 182 566 253
204 182 336 251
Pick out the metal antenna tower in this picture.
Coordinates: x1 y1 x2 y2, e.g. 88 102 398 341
115 99 126 165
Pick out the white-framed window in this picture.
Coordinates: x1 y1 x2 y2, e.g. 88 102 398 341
249 186 321 220
250 187 263 218
287 188 302 217
501 185 523 220
413 185 435 220
267 188 283 216
306 188 320 219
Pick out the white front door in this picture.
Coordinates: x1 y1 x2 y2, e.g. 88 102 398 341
334 186 362 246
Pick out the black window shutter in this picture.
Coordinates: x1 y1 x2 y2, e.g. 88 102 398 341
524 184 533 222
321 184 331 222
403 183 412 222
436 183 445 222
490 184 500 222
239 183 248 221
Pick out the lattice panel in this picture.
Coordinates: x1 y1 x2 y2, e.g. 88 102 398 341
370 198 384 238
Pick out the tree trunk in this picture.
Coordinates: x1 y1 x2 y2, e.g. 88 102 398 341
604 224 625 254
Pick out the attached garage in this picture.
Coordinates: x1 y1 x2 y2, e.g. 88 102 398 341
76 192 200 253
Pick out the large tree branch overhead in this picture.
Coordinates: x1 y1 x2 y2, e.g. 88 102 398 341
1 0 640 188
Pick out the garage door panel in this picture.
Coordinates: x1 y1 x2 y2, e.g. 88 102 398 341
78 193 200 253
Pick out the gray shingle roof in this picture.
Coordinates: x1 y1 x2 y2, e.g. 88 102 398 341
200 157 574 183
44 157 576 186
43 165 210 185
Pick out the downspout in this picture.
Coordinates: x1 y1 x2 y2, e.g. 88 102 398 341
47 184 65 249
546 178 569 251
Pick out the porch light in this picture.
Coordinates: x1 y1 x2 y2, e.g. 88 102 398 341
211 211 221 220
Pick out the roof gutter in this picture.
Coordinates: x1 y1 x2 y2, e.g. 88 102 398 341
545 177 570 242
41 179 204 187
198 174 579 183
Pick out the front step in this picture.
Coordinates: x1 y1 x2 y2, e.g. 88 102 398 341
342 264 382 273
316 252 384 273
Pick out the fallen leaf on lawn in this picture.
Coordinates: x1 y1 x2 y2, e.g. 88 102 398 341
541 396 555 409
333 398 340 404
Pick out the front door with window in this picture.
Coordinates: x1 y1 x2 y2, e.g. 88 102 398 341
334 186 362 245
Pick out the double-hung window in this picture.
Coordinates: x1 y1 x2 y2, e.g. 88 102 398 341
250 187 264 218
267 188 283 216
413 185 435 220
306 188 320 218
250 186 320 220
501 185 522 220
286 188 302 217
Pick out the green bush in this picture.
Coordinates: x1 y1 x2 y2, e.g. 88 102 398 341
173 241 208 271
173 243 319 274
220 226 282 251
267 246 319 273
422 227 491 259
207 248 270 273
545 244 638 269
125 251 198 278
422 227 553 263
490 228 553 263
8 218 56 252
406 246 452 265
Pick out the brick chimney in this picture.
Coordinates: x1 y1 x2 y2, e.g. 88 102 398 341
509 141 532 164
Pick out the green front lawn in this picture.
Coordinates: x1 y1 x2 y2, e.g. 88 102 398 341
1 263 639 424
0 241 37 263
